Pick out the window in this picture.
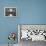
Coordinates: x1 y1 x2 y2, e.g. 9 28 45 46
4 7 16 16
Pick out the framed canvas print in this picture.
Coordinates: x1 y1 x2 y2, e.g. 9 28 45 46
18 24 46 42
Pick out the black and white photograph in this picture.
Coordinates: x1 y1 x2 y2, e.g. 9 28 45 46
4 7 16 16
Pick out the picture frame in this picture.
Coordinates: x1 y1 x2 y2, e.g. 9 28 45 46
4 7 17 17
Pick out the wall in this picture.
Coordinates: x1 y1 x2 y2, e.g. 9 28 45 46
0 0 19 44
20 0 46 24
0 0 46 44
